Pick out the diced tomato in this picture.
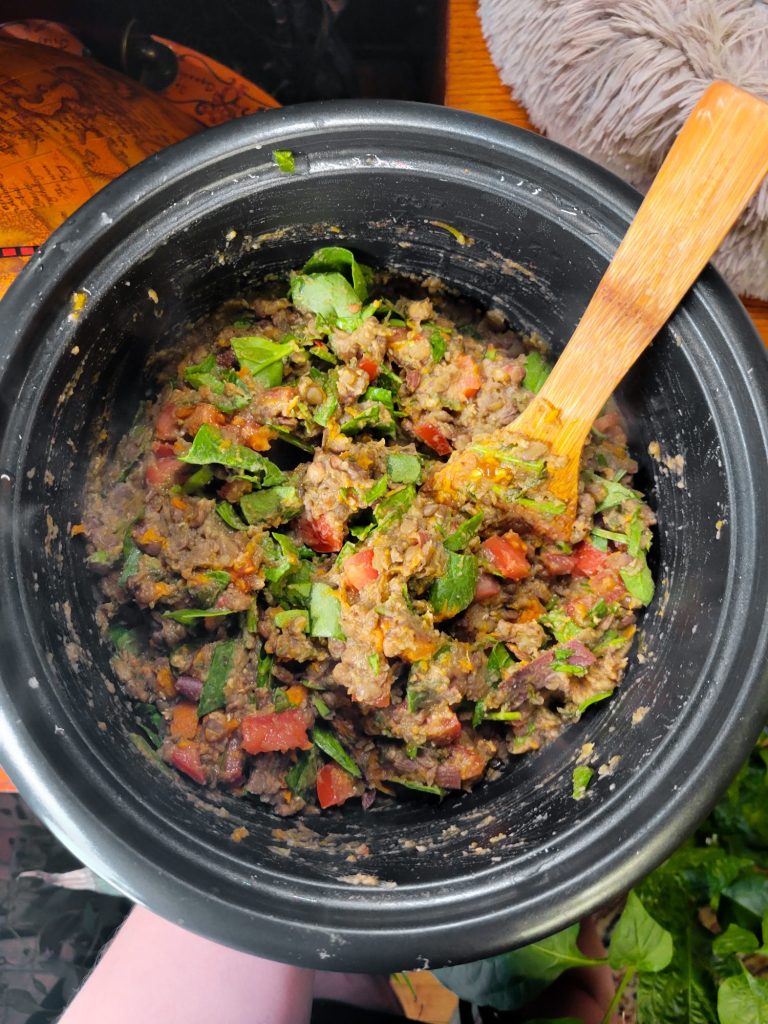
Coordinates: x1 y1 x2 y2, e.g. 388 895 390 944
171 743 207 785
541 550 577 575
155 403 179 440
152 441 177 458
414 422 452 456
445 744 487 782
298 512 344 553
316 763 357 809
572 541 608 578
474 573 501 602
481 533 530 580
146 457 187 488
184 403 225 436
358 357 380 381
455 354 481 398
343 548 378 591
241 709 312 754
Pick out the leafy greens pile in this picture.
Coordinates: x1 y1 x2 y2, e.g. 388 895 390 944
435 728 768 1023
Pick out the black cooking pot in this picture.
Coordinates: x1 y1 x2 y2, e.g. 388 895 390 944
1 101 768 973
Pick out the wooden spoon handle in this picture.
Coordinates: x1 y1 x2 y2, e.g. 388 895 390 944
514 81 768 455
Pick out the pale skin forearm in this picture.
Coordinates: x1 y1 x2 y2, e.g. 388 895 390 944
60 906 315 1024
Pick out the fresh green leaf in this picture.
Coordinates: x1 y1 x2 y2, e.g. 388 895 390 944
429 328 448 362
363 385 396 413
367 653 380 674
257 646 273 688
350 520 376 542
435 923 604 1012
129 733 175 777
231 336 295 386
469 444 545 476
181 424 284 485
592 527 628 545
390 778 447 796
183 352 218 388
592 472 642 512
197 639 236 716
341 404 392 436
552 646 588 677
712 924 760 958
273 149 295 173
311 695 332 719
312 725 361 777
375 484 416 530
301 246 372 302
406 686 429 714
291 272 373 331
309 583 345 639
577 691 613 715
621 557 655 605
516 497 567 517
109 624 140 657
119 533 142 586
240 486 302 524
216 500 249 531
386 452 422 484
244 604 258 633
487 642 513 685
590 532 609 552
723 872 768 921
429 552 478 619
718 969 768 1024
484 711 522 721
286 748 318 795
472 700 485 728
87 548 116 568
444 512 484 553
162 607 235 626
628 514 645 558
572 765 594 800
540 607 580 644
204 569 231 587
265 423 314 453
364 476 389 504
183 465 214 493
523 350 551 393
609 891 674 972
273 609 308 631
272 688 292 713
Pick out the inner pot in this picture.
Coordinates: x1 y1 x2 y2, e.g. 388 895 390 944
1 101 768 973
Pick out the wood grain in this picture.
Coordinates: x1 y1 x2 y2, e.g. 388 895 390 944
445 0 768 348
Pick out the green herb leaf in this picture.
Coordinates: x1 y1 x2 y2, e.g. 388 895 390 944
118 533 142 586
552 646 588 677
340 404 386 436
181 424 284 485
257 646 273 688
309 583 345 639
609 891 674 972
197 639 236 716
572 765 594 800
265 423 314 453
240 485 302 525
484 711 522 721
350 520 376 541
87 548 116 568
311 695 332 719
231 336 295 386
429 552 478 619
286 748 318 795
390 778 447 796
216 500 249 531
718 969 768 1024
577 690 613 715
523 350 551 393
273 149 295 173
291 272 372 331
273 609 308 631
301 246 372 302
620 557 655 606
712 924 760 958
162 607 235 626
375 484 416 531
540 607 580 644
429 328 448 363
516 497 567 517
183 465 214 493
434 923 604 1012
312 725 361 777
109 624 140 657
469 444 545 476
487 642 513 685
129 733 175 777
444 512 484 553
592 527 628 545
386 452 422 484
367 653 380 674
472 700 485 728
364 476 388 504
592 472 642 512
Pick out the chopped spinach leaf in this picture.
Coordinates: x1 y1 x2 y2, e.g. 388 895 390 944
273 609 308 631
198 639 236 716
572 765 594 800
516 497 567 517
183 465 214 494
301 246 373 302
272 149 295 173
216 500 249 531
240 485 301 525
523 350 551 393
472 700 485 728
286 748 318 795
591 472 642 512
577 690 614 715
386 452 422 484
443 512 484 552
181 424 284 485
118 533 142 586
487 642 513 685
309 583 345 639
231 336 295 387
429 327 448 363
390 778 447 797
312 725 361 778
311 695 333 719
620 557 655 606
364 476 388 504
540 607 580 644
265 424 314 453
109 624 140 657
375 484 416 531
162 607 235 626
429 552 478 619
484 711 522 721
257 646 273 688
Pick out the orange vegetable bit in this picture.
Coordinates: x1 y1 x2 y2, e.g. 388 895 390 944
285 684 308 706
170 702 199 740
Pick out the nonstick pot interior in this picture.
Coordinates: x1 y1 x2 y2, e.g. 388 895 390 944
1 102 768 972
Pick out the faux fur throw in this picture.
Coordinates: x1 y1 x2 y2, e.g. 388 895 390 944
479 0 768 299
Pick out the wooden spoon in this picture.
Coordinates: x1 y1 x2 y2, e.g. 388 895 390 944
433 81 768 539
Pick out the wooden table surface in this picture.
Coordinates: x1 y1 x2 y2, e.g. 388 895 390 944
445 0 768 349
